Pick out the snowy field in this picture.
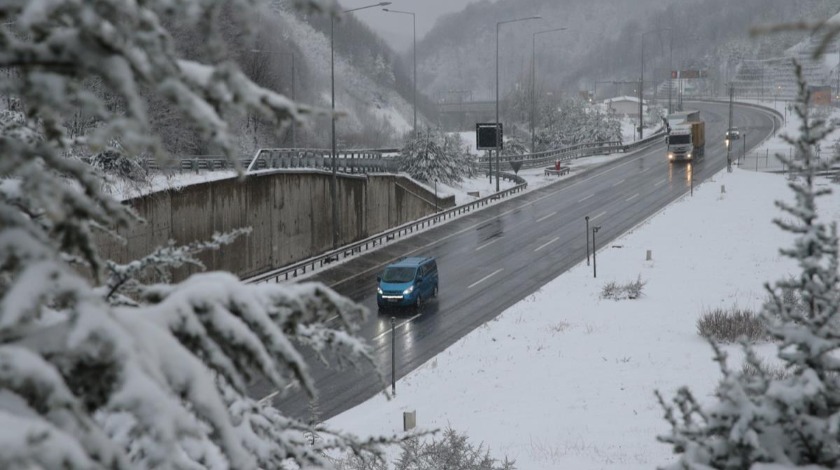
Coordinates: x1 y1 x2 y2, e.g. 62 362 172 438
325 105 840 468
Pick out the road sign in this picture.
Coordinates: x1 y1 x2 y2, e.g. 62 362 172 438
476 122 503 150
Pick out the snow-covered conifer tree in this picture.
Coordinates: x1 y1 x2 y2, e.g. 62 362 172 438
656 60 840 468
0 0 397 468
398 129 472 184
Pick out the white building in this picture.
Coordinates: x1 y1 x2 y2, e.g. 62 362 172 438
603 96 647 122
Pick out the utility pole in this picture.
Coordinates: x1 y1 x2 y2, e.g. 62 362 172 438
726 84 734 172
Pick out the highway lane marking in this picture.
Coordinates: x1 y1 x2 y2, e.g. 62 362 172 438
371 314 422 341
534 236 560 252
255 137 673 405
324 147 662 289
257 381 298 405
578 193 594 203
654 179 666 187
536 211 557 223
611 178 626 187
591 211 607 221
625 193 639 202
475 238 501 251
468 268 503 289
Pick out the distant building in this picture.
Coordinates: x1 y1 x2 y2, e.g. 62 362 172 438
603 96 647 122
809 85 832 105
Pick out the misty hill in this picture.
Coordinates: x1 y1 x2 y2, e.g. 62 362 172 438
416 0 840 102
158 1 423 156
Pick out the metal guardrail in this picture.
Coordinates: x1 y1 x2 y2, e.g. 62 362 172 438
247 180 528 284
136 148 400 173
245 130 664 284
246 148 399 173
481 131 666 172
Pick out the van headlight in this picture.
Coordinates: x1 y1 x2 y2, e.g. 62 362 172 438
377 287 383 295
403 285 414 295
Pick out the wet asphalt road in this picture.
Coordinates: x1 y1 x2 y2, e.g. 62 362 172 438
250 101 779 423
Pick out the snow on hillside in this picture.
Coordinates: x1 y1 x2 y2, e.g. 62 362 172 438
273 7 416 136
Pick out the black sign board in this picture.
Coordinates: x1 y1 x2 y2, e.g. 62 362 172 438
476 122 503 150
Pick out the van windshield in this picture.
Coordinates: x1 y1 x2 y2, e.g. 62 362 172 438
382 267 416 283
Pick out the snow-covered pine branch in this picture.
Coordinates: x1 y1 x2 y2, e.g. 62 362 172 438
0 0 398 468
656 59 840 468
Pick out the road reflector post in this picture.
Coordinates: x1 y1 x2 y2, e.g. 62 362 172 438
721 185 726 194
646 250 652 261
403 411 416 431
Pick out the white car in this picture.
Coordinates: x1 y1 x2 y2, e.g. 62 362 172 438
725 127 740 140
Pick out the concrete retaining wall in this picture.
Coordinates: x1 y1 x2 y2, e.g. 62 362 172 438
97 171 456 281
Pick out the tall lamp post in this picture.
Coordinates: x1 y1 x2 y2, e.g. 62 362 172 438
531 27 566 154
638 27 671 140
383 8 416 135
330 2 391 249
497 15 541 192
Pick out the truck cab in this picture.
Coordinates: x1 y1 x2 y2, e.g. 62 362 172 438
665 111 704 163
667 126 694 162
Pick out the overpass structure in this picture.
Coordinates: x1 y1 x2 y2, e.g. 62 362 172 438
437 100 501 130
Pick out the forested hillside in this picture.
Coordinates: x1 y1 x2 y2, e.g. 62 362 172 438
416 0 840 101
148 0 423 157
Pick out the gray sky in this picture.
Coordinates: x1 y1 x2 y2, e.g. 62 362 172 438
338 0 484 52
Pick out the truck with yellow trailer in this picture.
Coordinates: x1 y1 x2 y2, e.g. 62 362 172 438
665 110 705 162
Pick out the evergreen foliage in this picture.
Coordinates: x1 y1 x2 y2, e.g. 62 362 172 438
656 60 840 468
394 428 516 470
398 129 475 184
529 97 622 152
0 0 397 468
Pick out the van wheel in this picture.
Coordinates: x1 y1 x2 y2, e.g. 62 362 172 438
415 295 422 310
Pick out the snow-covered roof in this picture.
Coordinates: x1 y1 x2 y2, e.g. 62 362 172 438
603 95 646 105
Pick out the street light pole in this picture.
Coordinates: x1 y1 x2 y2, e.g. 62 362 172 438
593 227 597 278
330 2 391 249
531 27 566 154
290 53 296 148
382 8 416 134
497 15 541 192
638 28 671 140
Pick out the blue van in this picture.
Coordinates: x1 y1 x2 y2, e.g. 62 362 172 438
377 257 439 310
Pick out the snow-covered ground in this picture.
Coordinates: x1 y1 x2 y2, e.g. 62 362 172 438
325 105 840 468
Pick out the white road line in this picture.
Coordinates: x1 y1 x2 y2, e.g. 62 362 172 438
592 211 607 221
625 193 639 202
371 314 422 342
326 150 653 289
258 381 298 405
468 268 503 289
258 391 278 405
611 178 626 187
534 236 560 252
476 238 501 251
536 211 557 223
578 193 594 203
654 179 666 187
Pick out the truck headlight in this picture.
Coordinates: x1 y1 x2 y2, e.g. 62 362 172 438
403 285 414 295
668 153 674 160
